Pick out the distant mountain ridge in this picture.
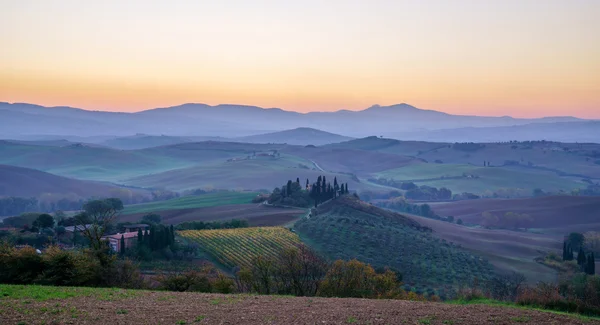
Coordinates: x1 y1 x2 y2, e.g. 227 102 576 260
0 101 594 143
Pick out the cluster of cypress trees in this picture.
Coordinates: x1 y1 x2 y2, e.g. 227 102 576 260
577 247 596 275
308 176 349 207
137 224 176 252
564 241 595 275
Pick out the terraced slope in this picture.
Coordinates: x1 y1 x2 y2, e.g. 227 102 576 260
179 227 301 269
294 196 494 295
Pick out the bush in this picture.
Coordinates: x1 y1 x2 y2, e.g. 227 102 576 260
0 243 44 284
317 259 405 299
213 273 235 293
156 269 213 292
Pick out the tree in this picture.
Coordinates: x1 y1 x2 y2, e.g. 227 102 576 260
141 214 162 225
170 224 175 245
588 253 596 275
144 229 150 247
447 216 454 223
75 198 124 251
563 241 568 261
296 178 300 185
137 228 143 246
33 213 55 229
120 234 125 256
457 219 463 225
569 232 585 250
578 247 586 266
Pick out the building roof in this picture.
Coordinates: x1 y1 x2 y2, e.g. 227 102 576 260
102 232 140 240
64 224 93 232
124 224 150 228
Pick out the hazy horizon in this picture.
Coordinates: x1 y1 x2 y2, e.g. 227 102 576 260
1 100 598 120
1 1 599 119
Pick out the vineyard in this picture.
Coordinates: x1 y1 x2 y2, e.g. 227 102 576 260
294 196 494 297
179 227 302 269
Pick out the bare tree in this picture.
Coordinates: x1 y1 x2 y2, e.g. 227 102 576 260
75 198 123 251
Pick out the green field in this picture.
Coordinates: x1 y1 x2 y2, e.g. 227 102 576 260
376 164 584 194
122 191 258 215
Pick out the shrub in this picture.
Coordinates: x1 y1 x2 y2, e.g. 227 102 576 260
0 243 43 284
213 273 235 294
318 259 404 299
156 269 213 292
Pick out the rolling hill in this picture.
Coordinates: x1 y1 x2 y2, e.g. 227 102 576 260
0 164 146 198
294 196 494 294
0 141 195 182
402 212 559 283
432 195 600 231
234 127 353 145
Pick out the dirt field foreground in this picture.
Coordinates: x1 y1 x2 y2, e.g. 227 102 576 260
1 287 598 325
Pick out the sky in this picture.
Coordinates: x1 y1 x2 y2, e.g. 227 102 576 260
0 0 599 118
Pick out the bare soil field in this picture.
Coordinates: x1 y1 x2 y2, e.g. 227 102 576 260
432 196 600 230
3 289 596 325
404 214 560 283
119 204 305 226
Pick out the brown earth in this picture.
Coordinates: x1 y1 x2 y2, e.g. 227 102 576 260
403 213 560 284
3 291 596 325
431 196 600 230
119 204 305 226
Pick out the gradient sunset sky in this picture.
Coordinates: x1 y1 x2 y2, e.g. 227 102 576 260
1 1 599 118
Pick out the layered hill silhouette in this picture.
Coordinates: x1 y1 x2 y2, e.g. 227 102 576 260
234 127 352 145
0 164 143 198
1 102 594 143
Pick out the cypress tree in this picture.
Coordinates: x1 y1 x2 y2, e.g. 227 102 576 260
591 253 596 275
137 228 143 246
306 179 309 190
296 177 300 184
287 180 293 196
578 247 586 266
568 244 574 260
563 241 567 261
170 224 175 245
144 229 150 247
120 234 125 256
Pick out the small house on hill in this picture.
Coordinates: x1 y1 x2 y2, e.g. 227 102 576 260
102 232 140 252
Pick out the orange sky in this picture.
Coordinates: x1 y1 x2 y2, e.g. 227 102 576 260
1 1 599 118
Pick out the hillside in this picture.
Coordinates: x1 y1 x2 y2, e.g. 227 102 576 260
402 213 559 283
234 127 353 145
0 164 143 198
101 134 226 150
0 141 195 182
294 196 494 294
120 204 304 226
432 196 600 231
2 285 593 325
179 227 302 269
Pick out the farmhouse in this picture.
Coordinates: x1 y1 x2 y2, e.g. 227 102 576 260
102 232 140 252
